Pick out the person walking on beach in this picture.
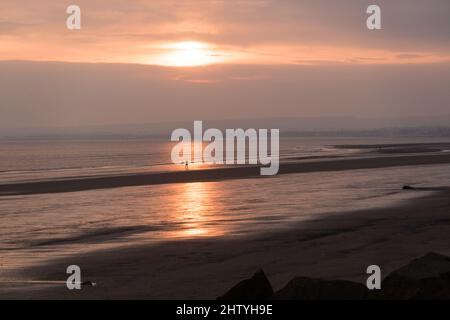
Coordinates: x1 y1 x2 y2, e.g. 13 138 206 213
185 161 189 170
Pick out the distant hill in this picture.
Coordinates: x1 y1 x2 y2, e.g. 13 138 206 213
2 116 450 139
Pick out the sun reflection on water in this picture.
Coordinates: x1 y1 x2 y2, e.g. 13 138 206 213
168 182 225 238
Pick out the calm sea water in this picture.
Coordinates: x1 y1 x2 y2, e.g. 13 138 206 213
0 136 447 183
1 137 450 274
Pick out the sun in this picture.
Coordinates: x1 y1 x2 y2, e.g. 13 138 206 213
155 41 220 67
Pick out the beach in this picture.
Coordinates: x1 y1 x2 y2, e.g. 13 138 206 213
2 186 450 299
2 152 450 196
2 141 450 299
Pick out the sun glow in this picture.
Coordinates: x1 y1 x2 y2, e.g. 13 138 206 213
154 41 221 67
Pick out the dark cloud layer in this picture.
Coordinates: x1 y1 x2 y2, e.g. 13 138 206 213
1 61 449 129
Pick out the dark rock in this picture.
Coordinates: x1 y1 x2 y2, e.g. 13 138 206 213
378 252 450 300
217 269 274 300
403 185 415 190
271 277 368 300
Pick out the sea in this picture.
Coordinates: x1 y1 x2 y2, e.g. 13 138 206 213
1 136 450 275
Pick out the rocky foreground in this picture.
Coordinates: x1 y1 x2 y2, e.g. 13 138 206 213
217 252 450 300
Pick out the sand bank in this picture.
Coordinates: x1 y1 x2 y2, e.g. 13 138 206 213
2 153 450 196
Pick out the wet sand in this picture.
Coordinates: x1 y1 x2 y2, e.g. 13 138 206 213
2 153 450 196
334 142 450 154
2 188 450 299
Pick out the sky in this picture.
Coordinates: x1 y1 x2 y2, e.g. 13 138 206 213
1 0 449 130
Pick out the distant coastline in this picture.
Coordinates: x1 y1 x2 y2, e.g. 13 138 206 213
2 126 450 141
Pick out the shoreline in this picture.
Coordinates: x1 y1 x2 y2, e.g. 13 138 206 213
2 188 450 299
2 153 450 196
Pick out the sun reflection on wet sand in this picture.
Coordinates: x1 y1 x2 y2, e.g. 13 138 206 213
167 182 225 238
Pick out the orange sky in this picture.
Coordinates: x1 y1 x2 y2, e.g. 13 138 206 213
2 1 450 130
1 0 449 66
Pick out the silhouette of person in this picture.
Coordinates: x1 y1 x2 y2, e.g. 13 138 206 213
185 161 189 170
